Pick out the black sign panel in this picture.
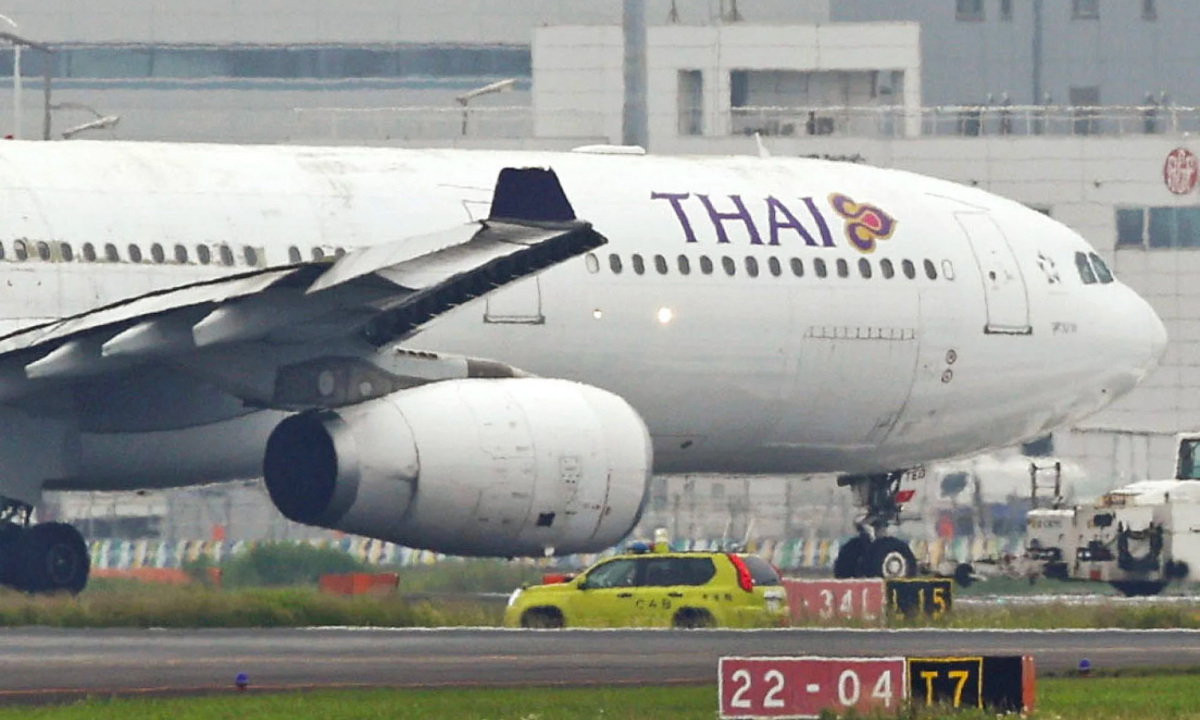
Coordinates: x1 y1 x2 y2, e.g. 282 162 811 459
886 578 953 619
907 657 983 709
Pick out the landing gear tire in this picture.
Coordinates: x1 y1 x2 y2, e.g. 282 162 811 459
833 537 869 578
865 537 917 579
1110 580 1167 597
15 523 89 595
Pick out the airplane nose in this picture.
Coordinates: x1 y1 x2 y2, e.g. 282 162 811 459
1147 299 1168 367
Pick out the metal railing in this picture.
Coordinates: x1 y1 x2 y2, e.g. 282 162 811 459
731 104 1200 138
290 105 607 142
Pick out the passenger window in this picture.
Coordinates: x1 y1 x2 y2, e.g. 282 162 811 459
880 258 895 279
128 244 143 263
924 259 938 280
584 253 599 273
700 256 714 275
722 256 736 276
0 242 5 261
768 257 781 277
942 259 955 280
582 558 638 589
288 246 302 264
333 247 347 258
83 243 96 262
12 240 25 261
790 257 804 277
35 241 49 261
642 557 716 587
609 253 623 274
745 256 759 277
312 247 326 261
105 243 119 262
741 555 782 587
631 254 645 275
244 246 259 266
677 255 691 275
814 258 827 278
902 259 916 279
61 243 74 262
1089 253 1114 283
219 245 235 266
197 245 212 265
174 244 188 263
858 258 872 279
836 258 849 278
1075 252 1097 284
151 243 165 263
654 254 668 274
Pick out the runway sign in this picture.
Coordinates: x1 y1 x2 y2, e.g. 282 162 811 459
719 656 906 718
720 655 1035 718
782 579 885 625
885 577 952 619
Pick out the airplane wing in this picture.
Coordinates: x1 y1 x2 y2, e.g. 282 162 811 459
0 167 605 408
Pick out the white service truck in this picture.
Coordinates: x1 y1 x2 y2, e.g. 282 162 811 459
1014 433 1200 596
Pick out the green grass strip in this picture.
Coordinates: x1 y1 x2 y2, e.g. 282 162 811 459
8 674 1200 720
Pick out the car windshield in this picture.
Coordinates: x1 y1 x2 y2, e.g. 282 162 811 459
640 557 716 586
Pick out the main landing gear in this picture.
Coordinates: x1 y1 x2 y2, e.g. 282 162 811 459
833 471 919 580
0 498 89 594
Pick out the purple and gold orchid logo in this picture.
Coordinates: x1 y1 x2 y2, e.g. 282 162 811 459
829 193 897 253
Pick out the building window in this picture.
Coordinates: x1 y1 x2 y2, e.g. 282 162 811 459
1143 0 1157 19
1116 208 1146 247
956 0 984 21
678 70 703 136
1069 86 1100 135
1000 0 1013 20
1072 0 1099 19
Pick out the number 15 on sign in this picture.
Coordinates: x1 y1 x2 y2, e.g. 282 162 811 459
719 657 907 719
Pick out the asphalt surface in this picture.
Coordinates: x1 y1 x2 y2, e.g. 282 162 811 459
2 626 1200 702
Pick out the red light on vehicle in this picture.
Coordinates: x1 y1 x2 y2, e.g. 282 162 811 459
727 553 754 592
896 490 916 504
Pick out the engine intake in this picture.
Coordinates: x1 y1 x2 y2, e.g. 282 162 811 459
263 378 652 556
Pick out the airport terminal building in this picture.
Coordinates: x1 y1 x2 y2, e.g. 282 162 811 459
9 0 1200 543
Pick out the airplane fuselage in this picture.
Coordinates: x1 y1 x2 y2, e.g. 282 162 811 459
0 142 1163 490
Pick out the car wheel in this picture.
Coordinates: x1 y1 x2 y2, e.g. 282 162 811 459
672 608 715 629
520 608 564 629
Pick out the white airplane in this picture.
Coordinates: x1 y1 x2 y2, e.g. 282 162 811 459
0 140 1165 593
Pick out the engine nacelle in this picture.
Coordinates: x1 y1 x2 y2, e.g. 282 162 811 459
263 378 652 556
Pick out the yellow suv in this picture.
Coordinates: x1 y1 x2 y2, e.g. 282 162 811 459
504 549 788 629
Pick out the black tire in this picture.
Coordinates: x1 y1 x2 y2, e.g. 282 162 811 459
673 608 716 629
520 607 564 629
833 537 869 578
1111 580 1167 597
16 523 89 594
864 537 917 579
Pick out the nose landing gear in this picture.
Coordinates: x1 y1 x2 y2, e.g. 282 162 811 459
833 471 919 579
0 498 89 594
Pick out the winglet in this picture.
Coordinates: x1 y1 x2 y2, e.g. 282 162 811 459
489 168 576 223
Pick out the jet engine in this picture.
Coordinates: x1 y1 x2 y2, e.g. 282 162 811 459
263 378 652 556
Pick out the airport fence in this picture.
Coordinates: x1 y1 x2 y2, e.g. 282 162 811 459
86 535 1025 573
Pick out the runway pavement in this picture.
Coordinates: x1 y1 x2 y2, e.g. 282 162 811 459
3 626 1200 702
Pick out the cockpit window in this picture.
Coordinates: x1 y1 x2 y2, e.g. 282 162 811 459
1075 252 1097 285
1089 253 1114 284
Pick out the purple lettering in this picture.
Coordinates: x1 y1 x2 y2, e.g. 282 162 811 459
696 194 763 245
803 197 835 247
765 196 820 246
650 191 698 243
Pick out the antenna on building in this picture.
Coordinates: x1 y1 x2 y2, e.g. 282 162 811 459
725 0 743 22
667 0 680 23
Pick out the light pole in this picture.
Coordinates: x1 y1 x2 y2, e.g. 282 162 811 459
455 78 516 136
0 15 20 139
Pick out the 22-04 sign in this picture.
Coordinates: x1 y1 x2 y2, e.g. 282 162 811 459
719 657 907 718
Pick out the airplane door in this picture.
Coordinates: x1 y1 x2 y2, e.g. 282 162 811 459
955 213 1032 335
